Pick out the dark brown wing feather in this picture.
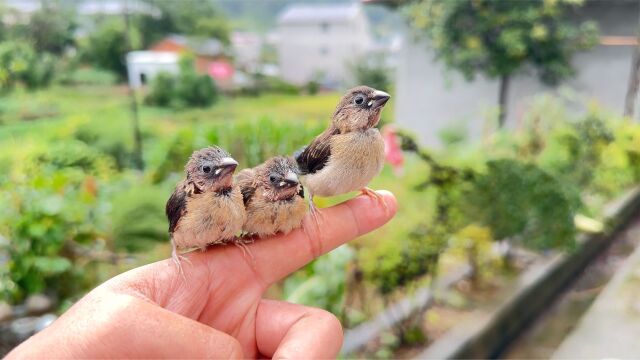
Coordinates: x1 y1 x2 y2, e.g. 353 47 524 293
235 168 256 206
295 127 339 175
166 185 188 234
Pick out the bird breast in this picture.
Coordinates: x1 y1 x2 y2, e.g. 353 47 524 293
302 128 385 197
173 187 246 249
243 191 307 236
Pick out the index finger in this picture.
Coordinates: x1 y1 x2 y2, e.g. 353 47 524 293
241 190 397 286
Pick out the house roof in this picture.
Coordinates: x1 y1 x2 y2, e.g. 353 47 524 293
277 3 362 25
161 35 225 57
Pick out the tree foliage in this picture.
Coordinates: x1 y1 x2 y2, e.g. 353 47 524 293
79 18 141 79
137 0 230 47
405 0 598 85
0 41 55 92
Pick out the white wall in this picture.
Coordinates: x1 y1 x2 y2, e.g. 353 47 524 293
277 14 372 86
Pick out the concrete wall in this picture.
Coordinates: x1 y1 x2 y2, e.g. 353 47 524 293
277 12 372 86
395 1 640 148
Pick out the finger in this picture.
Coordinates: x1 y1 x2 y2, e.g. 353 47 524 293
255 299 343 359
242 190 397 285
13 292 243 359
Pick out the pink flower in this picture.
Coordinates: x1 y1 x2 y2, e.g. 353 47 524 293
383 125 404 175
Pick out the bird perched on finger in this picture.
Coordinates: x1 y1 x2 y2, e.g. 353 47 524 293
165 146 246 270
235 156 306 237
295 86 391 216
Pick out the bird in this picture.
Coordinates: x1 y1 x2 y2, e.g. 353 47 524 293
295 85 391 217
165 146 246 271
235 156 307 237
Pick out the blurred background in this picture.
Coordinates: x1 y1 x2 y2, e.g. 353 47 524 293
0 0 639 358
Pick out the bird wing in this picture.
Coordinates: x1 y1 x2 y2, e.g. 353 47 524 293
166 185 188 234
295 127 339 175
235 168 257 205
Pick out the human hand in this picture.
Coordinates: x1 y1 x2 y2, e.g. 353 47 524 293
8 191 397 359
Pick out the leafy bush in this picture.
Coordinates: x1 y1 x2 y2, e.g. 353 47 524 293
111 185 168 253
0 167 108 303
145 72 176 107
465 159 577 250
0 41 55 92
72 120 134 170
174 70 218 108
80 18 141 79
145 58 218 108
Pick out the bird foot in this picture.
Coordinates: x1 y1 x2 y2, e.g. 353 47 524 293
303 199 324 258
171 247 192 280
360 187 388 213
233 239 255 265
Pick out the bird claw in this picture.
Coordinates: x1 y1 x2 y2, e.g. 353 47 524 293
361 187 388 213
171 239 192 280
233 239 255 264
303 198 324 258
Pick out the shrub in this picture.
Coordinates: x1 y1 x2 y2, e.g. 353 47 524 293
464 159 577 250
145 71 176 107
175 71 218 108
111 185 168 253
0 167 107 303
144 58 218 108
0 41 55 92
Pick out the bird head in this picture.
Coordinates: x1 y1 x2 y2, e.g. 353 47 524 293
185 146 238 194
331 86 390 133
259 157 302 201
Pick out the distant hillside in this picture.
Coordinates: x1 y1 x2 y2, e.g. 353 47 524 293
215 0 403 38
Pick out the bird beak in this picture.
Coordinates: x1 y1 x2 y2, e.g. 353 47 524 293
215 157 238 177
280 171 299 188
371 90 390 110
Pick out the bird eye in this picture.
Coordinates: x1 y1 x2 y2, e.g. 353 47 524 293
269 174 278 183
354 95 365 105
202 165 212 173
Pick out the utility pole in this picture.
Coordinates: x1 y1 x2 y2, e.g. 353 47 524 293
123 0 144 170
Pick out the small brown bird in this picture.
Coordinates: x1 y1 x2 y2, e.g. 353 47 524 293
235 156 306 237
165 146 246 268
295 86 390 213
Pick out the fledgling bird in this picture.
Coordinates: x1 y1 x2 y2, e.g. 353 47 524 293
235 156 306 237
295 86 391 213
165 146 246 269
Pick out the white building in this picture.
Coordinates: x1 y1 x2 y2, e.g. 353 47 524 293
125 51 179 89
276 3 373 87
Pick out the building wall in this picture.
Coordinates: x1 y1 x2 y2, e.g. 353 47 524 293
277 12 372 86
395 1 639 148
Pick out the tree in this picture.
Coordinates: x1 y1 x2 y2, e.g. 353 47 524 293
405 0 598 127
23 2 76 55
136 0 230 47
80 18 141 79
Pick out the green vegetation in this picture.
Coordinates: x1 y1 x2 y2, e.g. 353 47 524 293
146 57 219 108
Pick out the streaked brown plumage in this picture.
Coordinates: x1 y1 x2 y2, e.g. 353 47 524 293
295 86 390 209
236 156 306 237
165 146 246 268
